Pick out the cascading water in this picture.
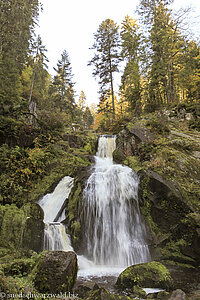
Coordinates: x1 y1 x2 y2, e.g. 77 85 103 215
82 135 150 270
37 135 150 282
38 176 74 251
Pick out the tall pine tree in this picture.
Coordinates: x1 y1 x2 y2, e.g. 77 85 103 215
120 15 141 115
49 50 76 123
88 19 121 120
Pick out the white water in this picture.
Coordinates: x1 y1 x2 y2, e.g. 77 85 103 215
37 136 150 279
79 135 150 277
38 176 74 251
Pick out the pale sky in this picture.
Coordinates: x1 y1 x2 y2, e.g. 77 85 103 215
37 0 200 106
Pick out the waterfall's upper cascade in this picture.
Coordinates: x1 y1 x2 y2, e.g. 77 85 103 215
96 135 116 159
38 176 74 251
83 135 150 268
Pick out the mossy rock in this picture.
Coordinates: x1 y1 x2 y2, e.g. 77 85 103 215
65 168 90 252
84 287 135 300
116 261 173 291
132 286 147 298
33 251 78 293
138 170 200 265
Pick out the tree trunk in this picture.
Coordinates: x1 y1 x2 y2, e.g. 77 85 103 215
109 48 115 120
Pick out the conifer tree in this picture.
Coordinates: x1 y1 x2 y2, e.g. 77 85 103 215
0 0 40 116
50 50 75 117
28 35 49 120
120 16 141 114
88 19 121 120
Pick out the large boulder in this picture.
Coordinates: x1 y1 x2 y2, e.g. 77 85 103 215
116 261 173 291
33 251 78 293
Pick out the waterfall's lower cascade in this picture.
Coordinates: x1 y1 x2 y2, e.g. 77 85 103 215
38 176 74 251
82 135 150 270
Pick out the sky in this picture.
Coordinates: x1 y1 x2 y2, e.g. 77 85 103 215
37 0 200 106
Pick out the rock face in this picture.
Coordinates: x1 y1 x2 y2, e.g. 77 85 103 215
116 261 173 291
113 124 154 163
22 203 44 253
33 251 78 293
114 121 200 266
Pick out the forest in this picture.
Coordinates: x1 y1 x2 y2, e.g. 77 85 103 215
0 0 200 299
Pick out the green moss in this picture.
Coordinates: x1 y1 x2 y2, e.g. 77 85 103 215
123 156 143 173
71 221 81 246
84 142 92 154
32 251 77 294
0 275 35 295
132 286 146 298
116 261 173 291
0 204 26 249
66 181 83 250
160 240 196 266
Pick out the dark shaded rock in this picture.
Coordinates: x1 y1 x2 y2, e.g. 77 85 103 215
116 261 173 291
22 203 44 253
65 166 92 253
113 129 137 163
84 287 129 300
139 170 189 231
73 283 92 298
165 264 200 293
129 125 154 143
113 125 154 163
22 217 44 253
138 170 200 265
33 251 78 293
169 289 186 300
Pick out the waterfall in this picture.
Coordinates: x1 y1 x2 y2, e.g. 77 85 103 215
38 176 74 251
82 135 150 268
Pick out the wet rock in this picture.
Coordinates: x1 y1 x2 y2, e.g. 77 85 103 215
33 251 78 293
116 261 173 291
169 289 187 300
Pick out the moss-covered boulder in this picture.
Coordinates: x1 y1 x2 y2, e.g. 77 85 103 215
33 251 78 293
116 261 173 291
